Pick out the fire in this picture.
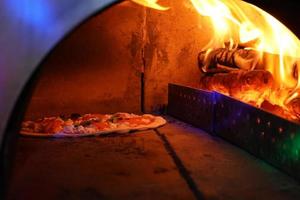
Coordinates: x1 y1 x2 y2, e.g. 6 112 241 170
191 0 300 85
129 0 169 10
132 0 300 120
190 0 300 119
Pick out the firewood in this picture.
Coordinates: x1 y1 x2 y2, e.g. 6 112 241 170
200 70 274 104
287 98 300 119
198 45 300 121
198 47 261 73
198 46 299 81
259 99 300 122
261 100 292 120
200 70 300 121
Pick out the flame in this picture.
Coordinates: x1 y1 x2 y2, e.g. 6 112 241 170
130 0 170 10
190 0 300 116
131 0 300 120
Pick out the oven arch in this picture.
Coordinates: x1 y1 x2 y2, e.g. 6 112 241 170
0 0 298 197
0 0 118 197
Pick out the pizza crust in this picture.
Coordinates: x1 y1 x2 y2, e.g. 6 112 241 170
20 116 166 138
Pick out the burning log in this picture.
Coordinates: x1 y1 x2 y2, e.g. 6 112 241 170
200 70 274 105
200 69 300 121
198 45 300 121
198 47 261 73
287 98 300 119
259 98 300 122
260 100 294 120
199 46 300 79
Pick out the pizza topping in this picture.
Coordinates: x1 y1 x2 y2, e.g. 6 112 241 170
80 120 92 127
23 117 64 133
70 113 81 120
76 125 85 134
92 121 110 130
20 112 166 137
64 119 73 126
63 125 75 134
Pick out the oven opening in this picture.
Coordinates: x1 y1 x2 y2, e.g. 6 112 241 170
2 0 300 199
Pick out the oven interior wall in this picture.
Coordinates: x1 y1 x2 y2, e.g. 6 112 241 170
24 2 145 119
24 0 213 119
142 0 211 112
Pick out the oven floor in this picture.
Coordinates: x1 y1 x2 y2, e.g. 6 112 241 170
7 117 300 200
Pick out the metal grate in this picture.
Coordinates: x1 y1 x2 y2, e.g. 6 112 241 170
168 84 214 133
168 83 300 181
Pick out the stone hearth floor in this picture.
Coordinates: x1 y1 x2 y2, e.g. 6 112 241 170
7 117 300 200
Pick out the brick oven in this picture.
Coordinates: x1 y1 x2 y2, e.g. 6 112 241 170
1 0 300 199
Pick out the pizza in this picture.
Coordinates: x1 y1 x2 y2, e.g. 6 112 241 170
20 113 166 137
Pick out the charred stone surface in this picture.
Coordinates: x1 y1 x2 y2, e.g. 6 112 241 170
7 130 194 200
7 119 300 200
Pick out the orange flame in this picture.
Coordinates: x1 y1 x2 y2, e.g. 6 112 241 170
130 0 170 10
190 0 300 110
131 0 300 119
